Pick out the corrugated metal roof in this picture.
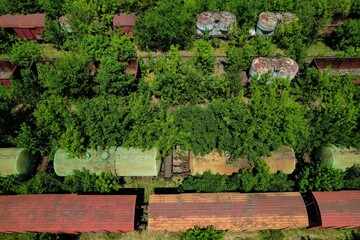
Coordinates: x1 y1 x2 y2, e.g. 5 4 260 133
54 147 161 177
313 57 360 71
312 191 360 228
148 192 308 231
0 14 46 28
0 194 136 233
113 13 136 27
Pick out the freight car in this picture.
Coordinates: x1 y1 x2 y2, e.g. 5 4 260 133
0 191 358 233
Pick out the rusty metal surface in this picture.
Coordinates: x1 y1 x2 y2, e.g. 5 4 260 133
0 194 136 233
197 12 215 25
148 192 308 231
251 57 274 74
313 57 360 71
113 13 136 27
0 14 45 28
0 61 16 80
124 59 139 77
312 191 360 228
258 12 277 26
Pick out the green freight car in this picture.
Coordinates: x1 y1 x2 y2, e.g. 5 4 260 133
0 148 35 176
318 145 360 170
54 147 161 177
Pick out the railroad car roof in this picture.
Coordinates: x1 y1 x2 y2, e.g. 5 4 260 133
148 192 308 231
312 191 360 228
0 194 136 233
0 14 46 28
113 13 136 27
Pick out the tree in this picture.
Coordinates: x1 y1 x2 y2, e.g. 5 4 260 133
10 41 42 67
295 163 344 192
331 19 360 50
0 175 24 194
11 69 44 106
42 17 67 48
135 0 195 51
18 173 62 194
64 0 119 35
183 226 224 240
193 40 216 73
38 54 91 98
62 169 120 193
94 55 136 96
76 96 128 149
344 164 360 189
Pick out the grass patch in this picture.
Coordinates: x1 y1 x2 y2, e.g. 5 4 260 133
307 41 339 59
122 176 183 203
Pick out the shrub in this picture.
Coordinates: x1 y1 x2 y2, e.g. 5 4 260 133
183 226 224 240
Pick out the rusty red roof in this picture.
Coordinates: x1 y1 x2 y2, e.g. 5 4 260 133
0 14 46 28
312 57 360 74
312 191 360 228
113 13 136 27
0 194 136 233
148 192 308 231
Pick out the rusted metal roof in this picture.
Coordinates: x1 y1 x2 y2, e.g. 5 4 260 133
312 57 360 76
0 14 45 28
148 192 308 231
0 61 17 86
258 12 278 26
0 194 136 233
113 13 136 27
312 191 360 228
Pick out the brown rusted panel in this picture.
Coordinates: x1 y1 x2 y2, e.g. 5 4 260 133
148 192 308 231
21 28 35 40
0 61 16 86
312 191 360 228
113 13 136 27
0 194 137 233
13 28 27 39
313 58 360 71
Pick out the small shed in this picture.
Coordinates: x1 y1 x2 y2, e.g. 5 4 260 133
0 194 137 233
112 13 136 36
190 146 296 175
54 147 161 177
317 145 360 170
0 148 34 176
148 192 308 231
0 14 46 40
0 61 17 86
310 57 360 85
311 191 360 228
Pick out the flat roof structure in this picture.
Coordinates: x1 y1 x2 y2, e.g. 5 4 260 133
112 13 136 36
312 191 360 228
0 14 45 28
311 57 360 85
0 194 137 233
148 192 308 231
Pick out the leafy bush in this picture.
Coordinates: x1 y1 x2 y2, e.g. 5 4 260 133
10 41 42 67
331 19 360 50
344 164 360 189
183 226 224 240
295 163 345 192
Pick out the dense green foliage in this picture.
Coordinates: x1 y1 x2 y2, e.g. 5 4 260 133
10 41 43 67
183 226 224 240
295 164 345 192
135 0 195 51
0 170 120 194
180 162 359 193
0 0 359 197
180 161 294 193
331 19 360 51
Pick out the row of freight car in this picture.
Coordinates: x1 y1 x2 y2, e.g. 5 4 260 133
0 191 359 233
1 145 359 178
